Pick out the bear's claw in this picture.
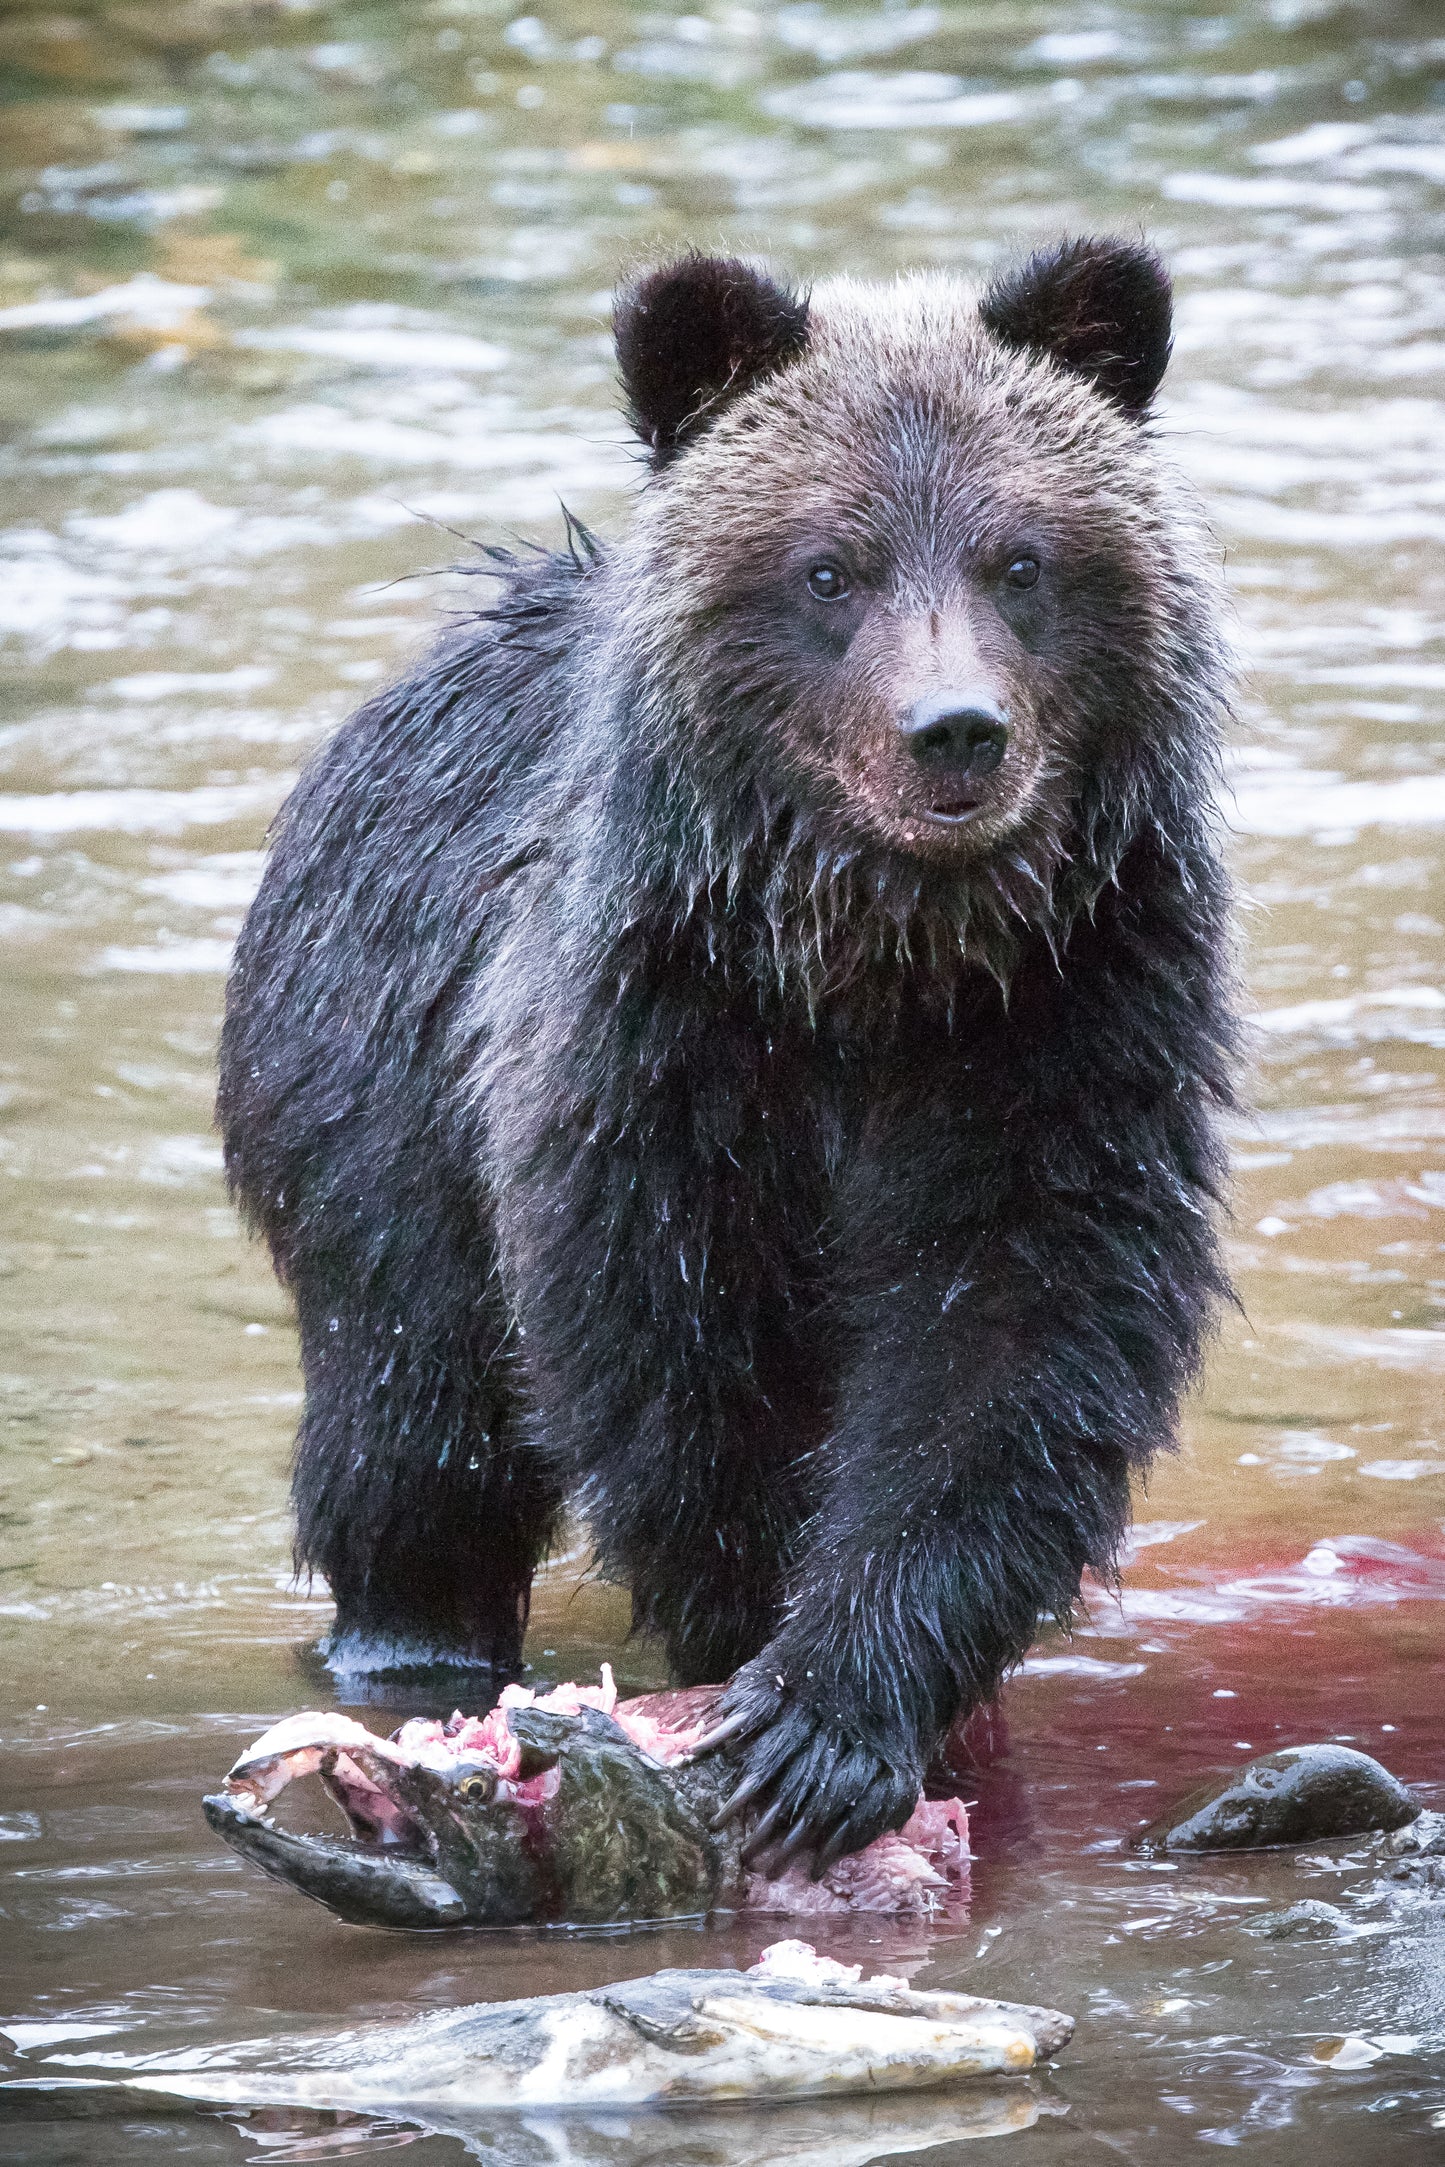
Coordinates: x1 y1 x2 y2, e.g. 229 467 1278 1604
699 1659 922 1878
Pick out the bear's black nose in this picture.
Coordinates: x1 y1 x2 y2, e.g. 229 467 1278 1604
900 696 1009 778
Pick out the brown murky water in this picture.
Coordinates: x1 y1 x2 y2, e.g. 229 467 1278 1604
1 0 1442 2159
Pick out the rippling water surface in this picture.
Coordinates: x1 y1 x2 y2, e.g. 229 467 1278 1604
1 1 1443 2159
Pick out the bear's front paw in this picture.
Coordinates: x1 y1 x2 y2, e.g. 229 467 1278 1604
692 1658 921 1878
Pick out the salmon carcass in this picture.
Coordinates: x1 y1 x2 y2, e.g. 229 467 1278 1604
204 1671 970 1930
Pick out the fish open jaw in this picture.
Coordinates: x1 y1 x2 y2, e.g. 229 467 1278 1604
202 1710 523 1928
212 1711 461 1846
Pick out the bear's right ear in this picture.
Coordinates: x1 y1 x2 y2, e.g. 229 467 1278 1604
614 254 810 467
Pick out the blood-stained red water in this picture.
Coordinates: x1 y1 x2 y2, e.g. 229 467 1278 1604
1 0 1442 2160
959 1543 1445 1850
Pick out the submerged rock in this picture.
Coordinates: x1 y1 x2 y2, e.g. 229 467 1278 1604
1381 1806 1445 1862
1374 1807 1445 1899
1137 1744 1419 1854
1244 1899 1351 1940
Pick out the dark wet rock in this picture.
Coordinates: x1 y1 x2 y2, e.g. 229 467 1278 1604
1137 1745 1420 1854
1244 1899 1351 1940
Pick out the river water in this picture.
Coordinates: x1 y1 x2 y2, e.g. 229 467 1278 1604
0 0 1442 2159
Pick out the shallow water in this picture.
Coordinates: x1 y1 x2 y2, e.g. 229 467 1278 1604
1 0 1442 2158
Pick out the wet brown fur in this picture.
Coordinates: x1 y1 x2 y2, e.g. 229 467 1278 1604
219 242 1238 1871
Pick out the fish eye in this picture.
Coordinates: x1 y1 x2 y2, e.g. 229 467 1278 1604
806 561 849 602
1004 554 1040 590
457 1770 495 1803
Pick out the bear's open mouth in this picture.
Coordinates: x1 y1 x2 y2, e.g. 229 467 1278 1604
923 795 983 825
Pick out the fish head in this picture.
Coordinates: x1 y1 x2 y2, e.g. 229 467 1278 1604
203 1701 736 1930
203 1708 543 1929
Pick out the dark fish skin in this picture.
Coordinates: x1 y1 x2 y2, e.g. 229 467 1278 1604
206 1704 746 1929
518 1707 745 1924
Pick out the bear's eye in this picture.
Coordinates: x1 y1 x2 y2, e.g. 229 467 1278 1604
1004 555 1040 590
806 561 849 602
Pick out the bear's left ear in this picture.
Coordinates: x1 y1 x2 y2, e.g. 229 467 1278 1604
979 237 1172 417
614 254 810 467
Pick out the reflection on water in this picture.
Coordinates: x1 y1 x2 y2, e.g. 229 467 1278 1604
0 0 1441 2159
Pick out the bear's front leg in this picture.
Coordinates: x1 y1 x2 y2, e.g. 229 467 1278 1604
696 1400 1133 1874
699 1072 1226 1873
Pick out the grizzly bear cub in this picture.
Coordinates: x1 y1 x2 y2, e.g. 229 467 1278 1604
219 239 1237 1872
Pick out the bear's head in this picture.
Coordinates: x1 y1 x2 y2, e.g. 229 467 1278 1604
610 242 1224 915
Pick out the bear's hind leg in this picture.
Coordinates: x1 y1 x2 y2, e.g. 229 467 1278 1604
595 1350 829 1692
292 1278 562 1688
632 1494 796 1691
